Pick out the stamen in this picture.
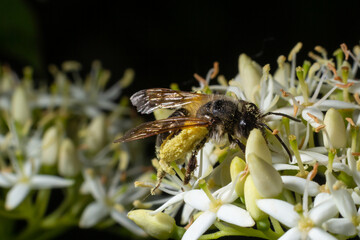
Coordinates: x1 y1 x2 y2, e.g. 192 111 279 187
281 89 290 97
309 163 318 181
210 61 219 79
314 45 328 58
327 63 342 82
346 117 355 126
340 43 349 60
315 125 325 132
272 129 279 135
354 93 360 105
336 82 354 88
193 73 207 87
293 103 299 117
306 113 320 123
184 216 194 230
352 152 360 156
134 181 153 188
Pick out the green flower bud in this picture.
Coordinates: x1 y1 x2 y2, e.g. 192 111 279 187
11 86 30 125
247 153 283 198
323 108 346 149
41 126 59 166
85 114 107 152
245 129 272 164
128 210 175 240
230 156 246 197
244 175 267 221
58 138 80 177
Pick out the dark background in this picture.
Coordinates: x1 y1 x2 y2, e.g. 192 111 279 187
1 0 360 239
2 0 360 96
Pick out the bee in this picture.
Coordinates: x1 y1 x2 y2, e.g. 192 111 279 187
115 88 299 193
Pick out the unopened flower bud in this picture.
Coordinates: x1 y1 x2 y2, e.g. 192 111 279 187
62 61 82 72
41 126 59 166
128 210 175 240
238 53 252 74
119 68 135 88
244 175 268 221
230 156 246 197
247 153 283 198
245 129 272 164
85 114 107 152
323 108 346 149
11 86 30 125
240 62 261 102
58 138 80 177
274 60 290 87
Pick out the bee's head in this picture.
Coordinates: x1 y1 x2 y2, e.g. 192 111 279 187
237 102 262 138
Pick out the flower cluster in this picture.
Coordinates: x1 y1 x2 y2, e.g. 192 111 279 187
127 43 360 240
0 61 149 239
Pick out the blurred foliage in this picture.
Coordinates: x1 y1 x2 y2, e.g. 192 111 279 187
0 0 42 72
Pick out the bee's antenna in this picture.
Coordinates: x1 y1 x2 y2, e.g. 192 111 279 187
261 123 293 161
262 112 301 122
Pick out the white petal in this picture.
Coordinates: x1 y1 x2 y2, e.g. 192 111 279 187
323 218 356 236
278 227 301 240
316 100 360 111
83 170 106 201
332 163 352 176
308 227 337 240
313 193 332 207
302 107 324 128
352 191 360 205
6 183 30 210
273 164 299 171
347 149 360 187
217 204 254 227
326 171 357 219
0 173 15 187
31 175 73 189
110 209 146 236
257 199 299 228
184 190 210 211
152 192 185 214
282 176 320 196
181 203 194 225
79 202 109 228
181 211 216 240
309 199 337 224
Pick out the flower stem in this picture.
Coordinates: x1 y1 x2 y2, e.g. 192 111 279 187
289 135 306 177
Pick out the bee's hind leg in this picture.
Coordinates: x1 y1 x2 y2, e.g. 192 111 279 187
151 170 166 195
184 137 208 184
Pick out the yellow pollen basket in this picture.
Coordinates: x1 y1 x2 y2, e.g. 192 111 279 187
159 127 209 163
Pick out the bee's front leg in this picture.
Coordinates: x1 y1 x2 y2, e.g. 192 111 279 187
228 135 245 153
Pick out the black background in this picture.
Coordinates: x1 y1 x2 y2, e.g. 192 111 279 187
2 0 360 239
4 0 360 96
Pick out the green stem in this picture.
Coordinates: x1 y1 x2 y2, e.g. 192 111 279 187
270 216 284 235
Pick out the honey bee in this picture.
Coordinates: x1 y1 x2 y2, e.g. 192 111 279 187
115 88 299 192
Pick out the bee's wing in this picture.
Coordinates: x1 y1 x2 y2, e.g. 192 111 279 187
130 88 212 114
114 117 210 143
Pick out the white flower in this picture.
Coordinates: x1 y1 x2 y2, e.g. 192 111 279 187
79 169 146 236
257 171 338 240
323 171 360 237
182 183 254 240
0 159 73 210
